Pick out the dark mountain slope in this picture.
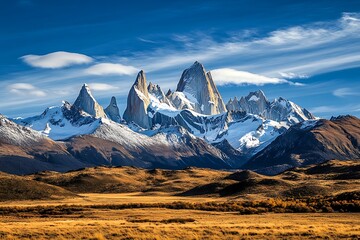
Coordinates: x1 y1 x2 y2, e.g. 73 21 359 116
243 115 360 174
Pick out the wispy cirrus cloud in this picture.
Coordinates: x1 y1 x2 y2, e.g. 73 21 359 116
85 63 138 76
21 51 93 69
133 12 360 78
310 104 360 115
8 83 46 97
279 72 309 79
333 88 360 97
137 37 157 44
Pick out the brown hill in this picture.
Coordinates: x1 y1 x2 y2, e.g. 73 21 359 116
31 166 230 194
182 159 360 198
28 159 360 200
0 171 76 201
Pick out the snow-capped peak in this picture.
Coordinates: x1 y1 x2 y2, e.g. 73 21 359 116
12 102 101 140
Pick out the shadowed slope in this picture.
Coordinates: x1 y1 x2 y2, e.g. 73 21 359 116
243 115 360 174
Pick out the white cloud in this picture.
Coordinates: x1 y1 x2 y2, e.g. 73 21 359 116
88 83 118 91
8 83 46 97
85 63 138 76
211 68 292 86
279 72 309 79
333 88 359 97
21 51 93 69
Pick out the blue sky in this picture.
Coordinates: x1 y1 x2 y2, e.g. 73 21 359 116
1 0 360 118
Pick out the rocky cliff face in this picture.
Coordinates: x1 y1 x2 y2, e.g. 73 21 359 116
123 70 151 129
73 84 107 118
174 61 226 115
105 96 121 123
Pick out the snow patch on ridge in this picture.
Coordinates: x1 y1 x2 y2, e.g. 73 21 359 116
13 106 101 140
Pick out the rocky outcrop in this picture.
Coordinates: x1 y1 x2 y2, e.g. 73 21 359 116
173 61 226 115
148 82 172 106
226 90 315 124
73 84 107 118
166 91 195 111
105 96 121 123
123 70 151 129
226 97 242 112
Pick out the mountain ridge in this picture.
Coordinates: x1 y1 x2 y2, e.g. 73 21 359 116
2 61 356 176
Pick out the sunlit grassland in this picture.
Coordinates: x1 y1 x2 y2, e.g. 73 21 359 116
0 193 359 239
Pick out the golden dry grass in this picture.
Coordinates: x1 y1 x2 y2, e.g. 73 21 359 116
0 194 359 239
0 209 359 239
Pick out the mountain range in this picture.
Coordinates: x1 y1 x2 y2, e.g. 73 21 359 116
1 61 359 175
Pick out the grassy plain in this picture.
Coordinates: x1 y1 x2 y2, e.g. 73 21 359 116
0 193 359 239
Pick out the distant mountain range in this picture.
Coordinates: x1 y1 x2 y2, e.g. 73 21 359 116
0 61 359 175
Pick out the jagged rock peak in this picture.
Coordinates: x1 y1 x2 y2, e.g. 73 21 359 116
176 61 206 92
148 82 162 95
105 96 121 123
134 70 149 95
174 61 226 115
227 89 316 123
148 82 172 106
226 90 270 116
123 71 151 129
147 82 158 91
73 83 107 118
